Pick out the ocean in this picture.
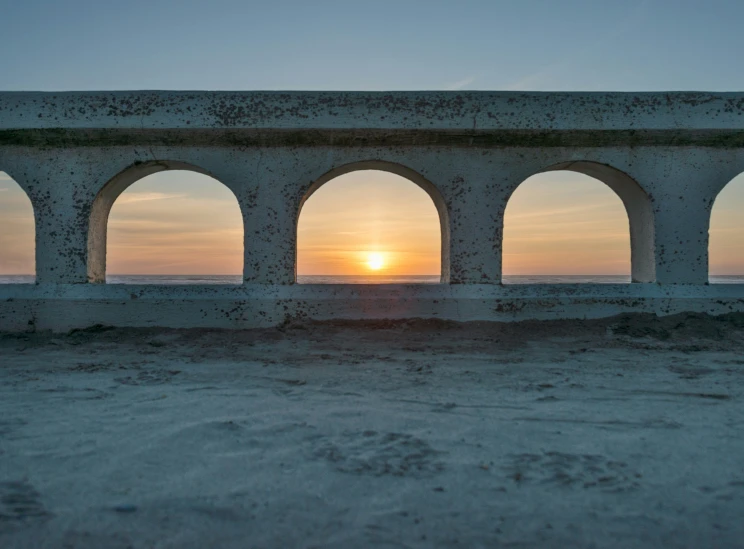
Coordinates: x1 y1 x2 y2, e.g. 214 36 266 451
1 275 744 284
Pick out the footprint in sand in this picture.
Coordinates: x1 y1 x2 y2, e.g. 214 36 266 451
504 451 642 492
114 370 182 386
0 481 50 523
313 430 445 478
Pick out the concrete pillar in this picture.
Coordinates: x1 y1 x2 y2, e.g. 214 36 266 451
9 153 94 284
445 155 527 284
645 153 733 285
652 204 708 284
447 181 501 284
241 154 302 285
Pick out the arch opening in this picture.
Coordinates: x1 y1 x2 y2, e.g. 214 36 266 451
0 171 35 284
297 162 448 284
503 162 654 284
709 172 744 284
89 162 243 284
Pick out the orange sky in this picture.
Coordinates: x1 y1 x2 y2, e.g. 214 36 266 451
105 174 243 275
502 172 631 276
0 169 743 278
297 171 441 276
709 177 744 275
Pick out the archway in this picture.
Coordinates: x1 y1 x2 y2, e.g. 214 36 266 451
88 162 243 284
709 172 744 283
0 171 35 283
297 162 448 283
503 162 654 283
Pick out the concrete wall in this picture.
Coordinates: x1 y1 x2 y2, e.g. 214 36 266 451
1 91 744 331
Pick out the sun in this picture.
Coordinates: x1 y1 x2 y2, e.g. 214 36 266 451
366 252 385 271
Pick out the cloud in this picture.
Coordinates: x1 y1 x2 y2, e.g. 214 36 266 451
116 192 187 204
504 61 568 91
445 76 476 91
505 201 622 221
505 1 650 91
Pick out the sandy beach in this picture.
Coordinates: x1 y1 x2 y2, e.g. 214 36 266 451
2 313 744 548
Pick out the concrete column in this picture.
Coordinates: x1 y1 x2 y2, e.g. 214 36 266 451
645 152 734 285
241 153 304 285
447 183 501 284
8 152 94 285
444 155 528 284
652 204 708 284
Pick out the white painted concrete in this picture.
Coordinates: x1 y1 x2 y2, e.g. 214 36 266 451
3 91 744 131
1 91 744 330
0 283 743 332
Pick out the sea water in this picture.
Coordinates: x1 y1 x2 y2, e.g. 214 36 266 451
1 275 744 284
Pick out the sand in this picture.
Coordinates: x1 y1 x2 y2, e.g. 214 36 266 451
1 313 744 548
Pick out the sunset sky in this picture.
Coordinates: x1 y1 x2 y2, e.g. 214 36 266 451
105 173 243 275
297 171 441 276
502 172 631 276
1 0 744 278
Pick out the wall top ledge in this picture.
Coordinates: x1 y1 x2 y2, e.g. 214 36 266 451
2 91 744 132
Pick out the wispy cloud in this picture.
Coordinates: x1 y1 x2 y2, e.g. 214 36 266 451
116 192 187 204
445 76 476 90
506 201 622 221
505 0 650 91
505 61 568 91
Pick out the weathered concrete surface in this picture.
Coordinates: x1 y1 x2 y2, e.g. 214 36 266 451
1 91 744 330
1 283 744 332
3 91 744 132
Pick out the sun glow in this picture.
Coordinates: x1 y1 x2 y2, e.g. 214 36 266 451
296 170 442 277
366 252 385 271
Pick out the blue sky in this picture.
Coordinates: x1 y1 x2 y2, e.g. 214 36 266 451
2 1 743 277
2 0 744 91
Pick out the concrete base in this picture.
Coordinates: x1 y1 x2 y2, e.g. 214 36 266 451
2 284 744 332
